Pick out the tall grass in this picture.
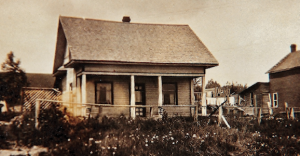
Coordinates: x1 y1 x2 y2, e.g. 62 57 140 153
1 105 300 155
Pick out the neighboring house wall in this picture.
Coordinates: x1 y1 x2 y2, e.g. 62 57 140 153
269 68 300 108
239 83 270 108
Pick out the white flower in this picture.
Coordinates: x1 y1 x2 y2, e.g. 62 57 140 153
171 137 174 140
89 138 94 141
90 151 93 154
107 146 111 149
113 152 115 155
68 139 71 141
193 134 197 138
145 144 148 147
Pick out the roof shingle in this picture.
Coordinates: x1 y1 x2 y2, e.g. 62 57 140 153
54 16 218 72
267 50 300 73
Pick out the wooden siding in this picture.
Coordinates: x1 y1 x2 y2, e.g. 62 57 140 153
270 68 300 108
84 64 204 74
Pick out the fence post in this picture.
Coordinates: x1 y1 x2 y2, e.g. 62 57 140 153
150 107 153 117
35 100 40 129
285 102 289 120
218 106 223 125
267 102 273 115
258 108 262 125
290 108 295 120
195 105 198 121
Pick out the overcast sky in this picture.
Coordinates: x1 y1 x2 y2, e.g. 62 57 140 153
0 0 300 86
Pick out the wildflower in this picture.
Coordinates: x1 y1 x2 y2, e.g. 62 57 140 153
186 133 189 136
171 137 174 140
113 146 117 150
107 146 111 149
68 139 71 141
90 151 93 154
145 139 148 142
89 138 94 141
151 140 154 143
193 134 197 138
101 146 105 149
145 144 148 147
113 152 115 155
172 142 175 144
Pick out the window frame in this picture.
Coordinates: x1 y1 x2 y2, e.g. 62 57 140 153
95 81 113 104
272 92 278 107
162 83 178 105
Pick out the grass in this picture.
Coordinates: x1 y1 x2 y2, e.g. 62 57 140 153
0 105 300 155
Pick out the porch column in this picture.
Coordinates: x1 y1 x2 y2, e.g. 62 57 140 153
76 77 81 116
201 76 207 116
158 76 163 117
130 75 136 118
76 77 81 103
191 78 195 105
81 74 87 116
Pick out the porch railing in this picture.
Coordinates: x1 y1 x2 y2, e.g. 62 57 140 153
34 99 199 128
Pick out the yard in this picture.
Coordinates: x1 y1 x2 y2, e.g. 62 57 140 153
0 105 299 156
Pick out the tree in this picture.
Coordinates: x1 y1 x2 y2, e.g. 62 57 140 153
205 79 221 89
193 77 202 92
222 81 247 94
0 51 27 111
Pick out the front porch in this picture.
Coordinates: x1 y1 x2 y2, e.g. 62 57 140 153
63 73 207 118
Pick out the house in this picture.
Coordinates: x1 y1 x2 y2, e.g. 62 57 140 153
52 16 218 118
239 82 270 108
266 44 300 109
238 82 270 115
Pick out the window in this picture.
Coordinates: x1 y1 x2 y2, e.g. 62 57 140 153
163 83 177 105
273 93 278 107
96 82 112 104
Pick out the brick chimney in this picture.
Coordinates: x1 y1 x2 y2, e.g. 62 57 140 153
291 44 297 52
122 16 131 23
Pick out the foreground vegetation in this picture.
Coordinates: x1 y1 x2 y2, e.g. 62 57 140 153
0 105 300 155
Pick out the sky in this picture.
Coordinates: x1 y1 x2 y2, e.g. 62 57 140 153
0 0 300 87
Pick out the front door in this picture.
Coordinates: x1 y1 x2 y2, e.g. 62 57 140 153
135 84 146 117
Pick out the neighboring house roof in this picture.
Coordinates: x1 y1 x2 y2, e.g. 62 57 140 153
53 16 219 73
26 73 55 88
0 72 54 88
267 50 300 73
239 82 269 95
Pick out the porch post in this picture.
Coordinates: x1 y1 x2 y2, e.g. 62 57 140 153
158 76 163 117
130 75 136 118
201 76 207 116
76 77 81 116
81 74 87 116
191 78 195 105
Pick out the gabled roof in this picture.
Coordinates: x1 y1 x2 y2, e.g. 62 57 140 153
267 50 300 73
53 16 218 73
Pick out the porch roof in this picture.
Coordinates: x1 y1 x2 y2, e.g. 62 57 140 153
53 16 218 73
